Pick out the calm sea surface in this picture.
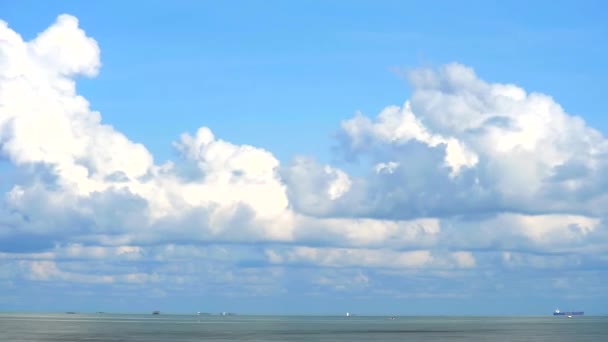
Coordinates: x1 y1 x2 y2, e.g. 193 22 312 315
0 313 606 341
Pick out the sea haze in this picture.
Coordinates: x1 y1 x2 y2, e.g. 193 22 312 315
0 313 606 341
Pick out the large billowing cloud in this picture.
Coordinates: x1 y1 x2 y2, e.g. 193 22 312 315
0 14 606 310
288 64 608 220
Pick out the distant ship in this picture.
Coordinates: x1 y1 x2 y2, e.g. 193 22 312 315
152 311 160 315
553 309 583 316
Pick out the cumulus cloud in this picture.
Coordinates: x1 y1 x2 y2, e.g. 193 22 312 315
281 156 355 217
0 10 444 253
0 14 297 248
0 14 607 307
278 63 608 293
286 64 608 221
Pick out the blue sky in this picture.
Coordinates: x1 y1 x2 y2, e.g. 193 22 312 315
3 0 607 163
0 1 607 315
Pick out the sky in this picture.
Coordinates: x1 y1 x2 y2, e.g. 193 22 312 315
0 0 607 315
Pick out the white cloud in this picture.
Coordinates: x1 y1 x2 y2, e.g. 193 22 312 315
295 63 608 222
409 64 608 207
374 161 399 174
0 15 151 190
339 102 479 177
0 15 295 245
173 127 291 220
281 156 357 217
265 246 476 270
313 270 370 291
18 260 156 284
0 14 607 303
0 244 143 261
29 14 100 77
500 252 582 270
441 213 603 253
292 215 440 249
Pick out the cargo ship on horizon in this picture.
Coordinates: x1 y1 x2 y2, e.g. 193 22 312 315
553 309 583 317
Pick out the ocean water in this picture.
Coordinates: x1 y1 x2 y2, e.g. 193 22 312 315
0 313 606 341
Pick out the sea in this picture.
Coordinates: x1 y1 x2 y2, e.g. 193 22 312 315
0 313 606 341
